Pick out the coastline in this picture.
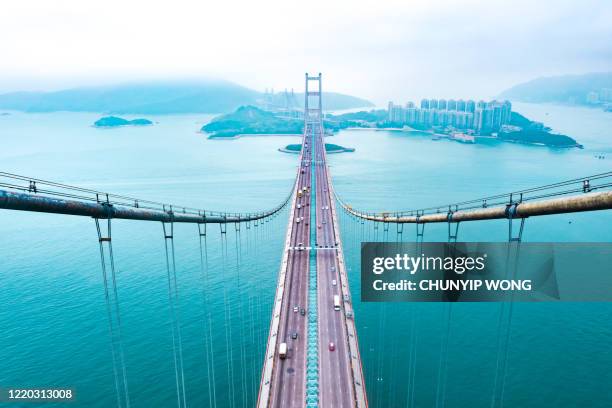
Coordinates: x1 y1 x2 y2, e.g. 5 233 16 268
279 145 355 154
205 132 302 140
92 123 154 129
358 127 582 149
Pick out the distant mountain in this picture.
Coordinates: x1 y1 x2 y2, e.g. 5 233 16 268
0 80 373 114
499 72 612 105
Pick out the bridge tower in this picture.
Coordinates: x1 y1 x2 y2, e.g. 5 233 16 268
304 73 323 124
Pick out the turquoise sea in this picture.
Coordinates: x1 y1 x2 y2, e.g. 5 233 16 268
0 103 611 407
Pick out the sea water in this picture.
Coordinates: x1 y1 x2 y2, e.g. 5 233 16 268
0 103 611 407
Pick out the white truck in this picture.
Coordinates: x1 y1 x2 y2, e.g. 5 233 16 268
333 295 341 311
279 342 287 359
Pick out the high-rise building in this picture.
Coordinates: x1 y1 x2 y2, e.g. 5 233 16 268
501 101 512 126
388 102 406 122
473 108 483 132
407 107 417 123
456 99 466 112
466 100 476 113
387 98 512 134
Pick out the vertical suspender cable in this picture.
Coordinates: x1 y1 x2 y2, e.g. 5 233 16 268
406 304 419 408
498 225 525 405
243 220 254 402
220 226 236 408
375 302 387 407
246 219 257 402
435 304 452 408
490 239 522 408
95 217 130 408
197 222 217 408
253 219 264 364
377 221 387 405
435 227 460 408
233 224 248 407
162 221 186 408
107 221 130 408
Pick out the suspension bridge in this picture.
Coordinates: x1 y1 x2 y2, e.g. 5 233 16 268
1 73 612 408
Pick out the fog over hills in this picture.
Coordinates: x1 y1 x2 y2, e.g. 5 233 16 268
499 72 612 105
0 79 373 114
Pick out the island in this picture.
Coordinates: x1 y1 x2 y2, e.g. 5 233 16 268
324 108 581 147
376 104 581 148
279 143 355 154
498 112 581 147
202 104 579 149
94 116 153 128
323 110 388 131
202 106 303 138
203 105 390 138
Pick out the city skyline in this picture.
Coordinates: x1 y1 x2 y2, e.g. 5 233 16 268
388 98 512 134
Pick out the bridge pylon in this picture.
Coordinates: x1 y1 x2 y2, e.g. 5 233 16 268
305 73 323 124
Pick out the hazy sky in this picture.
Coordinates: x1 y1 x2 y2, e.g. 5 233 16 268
1 0 611 104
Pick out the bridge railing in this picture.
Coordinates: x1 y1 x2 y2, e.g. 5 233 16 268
335 171 612 223
0 171 295 223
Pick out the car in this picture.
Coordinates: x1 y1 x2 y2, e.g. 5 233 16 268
329 342 335 351
300 308 306 316
322 220 326 224
318 224 321 229
293 306 298 313
332 279 337 286
291 332 298 340
331 266 336 272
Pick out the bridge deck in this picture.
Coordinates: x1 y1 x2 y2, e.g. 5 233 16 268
314 124 368 408
258 73 367 407
258 128 311 408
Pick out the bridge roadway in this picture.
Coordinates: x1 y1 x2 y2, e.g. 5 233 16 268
258 125 367 407
259 71 366 407
313 122 361 407
265 126 312 407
